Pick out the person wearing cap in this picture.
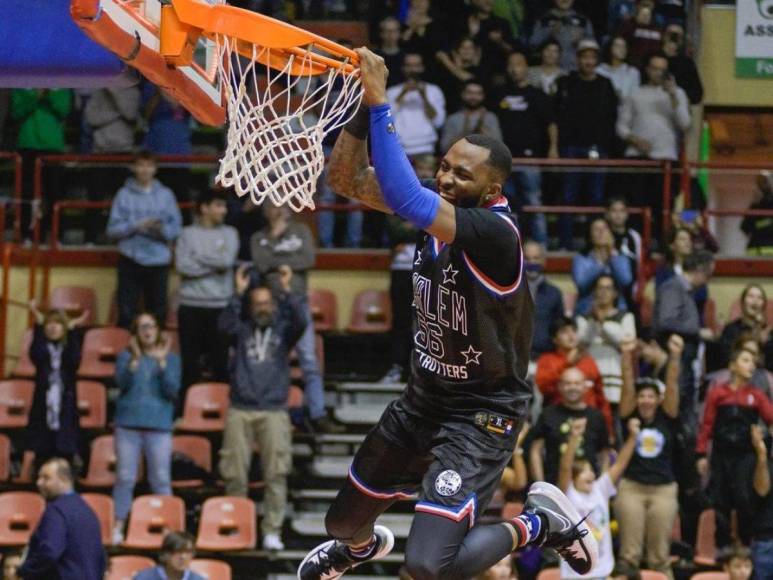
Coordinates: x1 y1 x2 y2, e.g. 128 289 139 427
529 0 595 71
615 334 683 580
554 39 618 250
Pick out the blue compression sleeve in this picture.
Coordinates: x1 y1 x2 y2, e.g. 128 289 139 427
369 104 440 229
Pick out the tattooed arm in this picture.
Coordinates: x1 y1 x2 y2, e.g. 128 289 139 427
327 116 392 215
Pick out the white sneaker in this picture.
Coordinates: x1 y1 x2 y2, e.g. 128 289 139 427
112 524 124 546
263 532 285 551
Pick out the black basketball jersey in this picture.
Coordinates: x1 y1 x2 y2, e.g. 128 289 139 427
404 196 535 420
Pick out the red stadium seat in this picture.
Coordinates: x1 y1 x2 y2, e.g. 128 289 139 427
0 380 34 429
107 555 156 580
177 383 230 433
289 333 324 381
172 435 212 488
82 493 115 546
78 327 131 379
309 288 337 332
80 435 143 488
287 385 304 409
11 329 35 378
47 286 97 326
195 496 256 551
347 290 391 333
562 291 577 317
0 492 45 546
0 434 10 481
694 509 717 566
704 298 720 336
190 559 232 580
123 495 185 550
77 380 107 429
11 451 34 485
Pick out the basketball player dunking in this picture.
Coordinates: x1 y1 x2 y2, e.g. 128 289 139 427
299 48 598 580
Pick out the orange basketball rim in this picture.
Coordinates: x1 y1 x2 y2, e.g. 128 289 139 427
70 0 360 126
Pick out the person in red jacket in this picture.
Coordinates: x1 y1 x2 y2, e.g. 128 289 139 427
536 315 614 434
696 347 773 549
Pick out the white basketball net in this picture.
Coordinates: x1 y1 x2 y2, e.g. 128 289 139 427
215 36 363 212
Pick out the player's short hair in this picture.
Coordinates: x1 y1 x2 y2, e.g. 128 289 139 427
550 315 577 338
682 250 714 273
462 134 513 183
196 189 229 213
134 150 157 164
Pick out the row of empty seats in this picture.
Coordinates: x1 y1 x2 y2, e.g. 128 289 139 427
0 491 257 551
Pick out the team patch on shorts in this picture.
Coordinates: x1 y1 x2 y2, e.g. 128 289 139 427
434 470 462 496
474 412 514 435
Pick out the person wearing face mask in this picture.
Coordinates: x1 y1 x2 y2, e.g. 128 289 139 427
440 81 502 155
523 241 564 358
615 334 682 579
26 301 90 474
217 264 306 552
696 347 773 550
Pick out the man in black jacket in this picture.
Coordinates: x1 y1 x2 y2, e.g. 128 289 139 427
554 39 617 250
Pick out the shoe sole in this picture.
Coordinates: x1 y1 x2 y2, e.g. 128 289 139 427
296 525 395 580
528 481 599 573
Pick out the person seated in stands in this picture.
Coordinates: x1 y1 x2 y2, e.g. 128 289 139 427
217 265 306 552
529 366 611 484
572 218 634 316
439 80 502 155
742 170 773 256
536 316 613 433
615 334 682 579
112 313 181 545
605 195 642 312
707 334 772 400
719 283 771 369
527 38 566 96
26 300 89 474
557 416 640 580
529 0 595 71
719 545 754 580
523 241 564 359
576 274 637 407
696 347 773 550
135 531 204 580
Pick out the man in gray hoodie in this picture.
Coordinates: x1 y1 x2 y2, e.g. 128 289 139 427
175 190 240 393
217 263 306 551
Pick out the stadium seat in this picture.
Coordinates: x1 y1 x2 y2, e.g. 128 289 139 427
107 555 156 580
309 288 337 332
0 434 10 481
47 286 97 326
0 492 45 546
500 502 523 520
0 379 34 429
694 509 717 566
11 451 34 484
123 495 185 550
562 291 577 317
704 298 720 335
691 573 729 580
289 333 324 381
640 571 669 580
536 568 559 580
190 559 232 580
172 435 212 488
79 434 143 488
195 496 256 551
77 380 107 429
11 328 35 378
347 289 391 333
82 493 115 546
177 383 230 432
78 327 131 379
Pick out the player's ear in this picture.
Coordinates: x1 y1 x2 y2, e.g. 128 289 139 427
480 182 502 205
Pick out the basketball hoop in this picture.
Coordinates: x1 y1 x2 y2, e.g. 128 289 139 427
70 0 363 211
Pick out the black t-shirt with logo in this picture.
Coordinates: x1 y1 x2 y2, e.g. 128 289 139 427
623 407 678 485
490 82 555 158
531 404 609 484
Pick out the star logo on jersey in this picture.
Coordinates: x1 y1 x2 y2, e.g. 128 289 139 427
461 345 482 365
414 254 422 266
442 264 459 285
